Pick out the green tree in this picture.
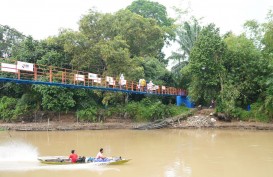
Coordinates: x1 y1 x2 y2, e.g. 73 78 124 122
73 89 99 110
262 10 273 59
97 36 132 77
0 96 17 122
12 36 44 63
169 18 201 64
36 36 72 68
177 61 191 89
33 85 75 114
260 83 273 119
79 9 165 59
0 25 25 58
60 30 97 72
127 0 173 27
65 8 168 82
243 20 264 49
126 0 175 42
188 24 226 105
259 10 273 119
142 57 173 85
224 34 267 107
169 18 201 89
125 57 145 81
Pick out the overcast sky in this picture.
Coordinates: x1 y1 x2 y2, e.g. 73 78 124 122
1 0 272 40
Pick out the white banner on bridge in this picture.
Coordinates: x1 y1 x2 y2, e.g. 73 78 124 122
106 76 115 85
94 78 101 83
106 76 113 82
1 63 17 73
121 80 126 85
109 80 115 85
17 61 34 72
88 73 97 80
75 74 85 81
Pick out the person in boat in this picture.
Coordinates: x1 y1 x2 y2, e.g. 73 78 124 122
96 148 106 159
69 150 78 163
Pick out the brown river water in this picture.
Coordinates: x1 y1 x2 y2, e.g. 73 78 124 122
0 129 273 177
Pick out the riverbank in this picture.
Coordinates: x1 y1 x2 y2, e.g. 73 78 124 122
1 119 273 131
1 109 273 131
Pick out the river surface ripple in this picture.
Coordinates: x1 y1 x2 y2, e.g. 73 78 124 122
0 129 273 177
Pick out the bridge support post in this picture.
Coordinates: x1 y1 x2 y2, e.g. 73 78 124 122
176 96 182 106
176 96 194 108
34 64 37 81
49 67 52 82
17 70 20 80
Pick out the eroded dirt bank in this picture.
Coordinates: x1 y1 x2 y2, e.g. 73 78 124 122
1 109 273 131
1 120 273 131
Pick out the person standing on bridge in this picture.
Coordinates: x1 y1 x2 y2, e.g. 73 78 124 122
147 80 154 93
119 74 125 88
139 79 146 92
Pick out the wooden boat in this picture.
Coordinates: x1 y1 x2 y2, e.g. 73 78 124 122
38 156 131 165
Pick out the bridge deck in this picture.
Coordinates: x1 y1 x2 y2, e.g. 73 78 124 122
0 60 187 96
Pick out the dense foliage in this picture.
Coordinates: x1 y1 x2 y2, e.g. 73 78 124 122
180 11 273 121
0 1 184 123
0 1 273 122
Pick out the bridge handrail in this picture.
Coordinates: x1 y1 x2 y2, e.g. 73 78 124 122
0 58 187 96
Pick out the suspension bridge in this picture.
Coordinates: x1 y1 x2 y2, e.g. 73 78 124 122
0 59 193 107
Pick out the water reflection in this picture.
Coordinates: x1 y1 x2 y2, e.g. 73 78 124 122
165 159 192 177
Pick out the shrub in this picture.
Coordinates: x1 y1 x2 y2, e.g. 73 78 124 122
123 98 189 122
76 107 97 122
251 102 271 122
233 103 270 122
105 104 125 118
0 96 17 122
125 102 140 119
12 93 40 121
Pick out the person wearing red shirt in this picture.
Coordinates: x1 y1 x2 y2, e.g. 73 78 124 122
69 150 78 163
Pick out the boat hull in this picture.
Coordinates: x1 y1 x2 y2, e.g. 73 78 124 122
38 156 130 165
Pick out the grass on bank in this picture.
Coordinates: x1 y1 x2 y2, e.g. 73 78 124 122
77 98 190 122
229 102 272 122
